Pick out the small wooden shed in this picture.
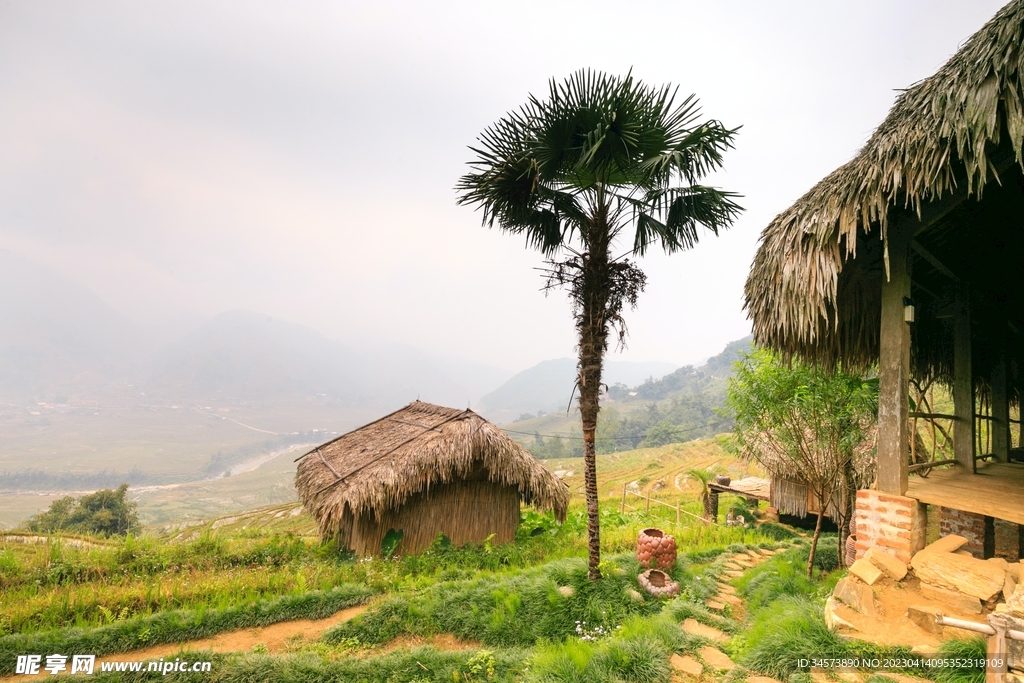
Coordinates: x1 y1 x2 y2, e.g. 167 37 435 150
295 401 569 556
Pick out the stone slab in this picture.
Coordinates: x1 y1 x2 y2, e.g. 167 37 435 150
723 570 743 578
748 677 782 683
699 645 735 671
716 582 737 595
705 599 726 611
670 653 702 676
682 618 727 643
907 604 943 634
849 558 884 585
920 534 968 554
833 577 876 616
864 546 908 581
919 582 983 614
719 593 742 606
1006 573 1018 602
911 550 1006 601
824 596 856 631
1009 561 1022 582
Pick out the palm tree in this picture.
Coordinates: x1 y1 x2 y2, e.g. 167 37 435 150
457 70 741 579
686 467 719 521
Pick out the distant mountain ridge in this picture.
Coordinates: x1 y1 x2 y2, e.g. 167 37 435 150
0 250 511 409
476 358 678 423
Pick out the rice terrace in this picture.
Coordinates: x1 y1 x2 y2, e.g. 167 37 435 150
4 1 1024 683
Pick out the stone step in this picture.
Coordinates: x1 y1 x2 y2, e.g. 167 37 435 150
682 618 727 643
698 646 735 671
670 653 702 676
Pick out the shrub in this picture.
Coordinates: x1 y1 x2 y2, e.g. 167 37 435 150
22 485 140 537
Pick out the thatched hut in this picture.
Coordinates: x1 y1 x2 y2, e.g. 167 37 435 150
295 401 569 556
745 0 1024 561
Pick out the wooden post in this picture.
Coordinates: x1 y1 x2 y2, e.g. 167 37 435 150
987 613 1010 683
676 501 681 526
954 284 976 472
646 490 651 514
992 336 1010 463
877 220 912 495
621 484 626 514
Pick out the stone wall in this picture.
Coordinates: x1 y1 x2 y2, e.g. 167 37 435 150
937 506 989 558
854 490 926 565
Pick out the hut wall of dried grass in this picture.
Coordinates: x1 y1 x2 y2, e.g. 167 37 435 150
345 478 520 556
295 401 569 556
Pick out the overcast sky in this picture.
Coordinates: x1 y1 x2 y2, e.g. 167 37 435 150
0 1 1008 371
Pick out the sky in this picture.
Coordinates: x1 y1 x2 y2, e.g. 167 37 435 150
0 0 1009 372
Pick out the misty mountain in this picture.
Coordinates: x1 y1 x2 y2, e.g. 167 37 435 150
0 249 146 397
143 310 510 407
610 336 753 402
477 358 677 423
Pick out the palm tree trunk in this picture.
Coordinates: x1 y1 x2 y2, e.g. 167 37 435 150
578 203 612 581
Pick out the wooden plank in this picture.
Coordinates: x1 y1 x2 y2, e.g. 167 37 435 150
877 218 911 494
907 463 1024 525
954 284 976 472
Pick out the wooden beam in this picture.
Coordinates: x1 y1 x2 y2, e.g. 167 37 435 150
877 220 912 495
954 283 976 472
909 240 960 281
992 336 1010 463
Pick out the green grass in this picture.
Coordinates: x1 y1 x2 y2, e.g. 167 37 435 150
325 553 680 648
0 439 826 683
0 584 373 676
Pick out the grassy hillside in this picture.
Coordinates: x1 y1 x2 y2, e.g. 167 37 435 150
1 435 970 683
504 337 752 458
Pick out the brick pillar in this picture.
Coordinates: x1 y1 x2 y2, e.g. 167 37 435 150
854 490 926 564
938 507 991 558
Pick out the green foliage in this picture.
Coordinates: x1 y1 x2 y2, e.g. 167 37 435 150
381 528 404 559
933 637 987 683
727 349 877 574
756 522 798 541
527 613 678 683
734 553 816 612
734 596 843 679
22 484 140 536
0 584 373 675
325 555 677 648
85 648 529 683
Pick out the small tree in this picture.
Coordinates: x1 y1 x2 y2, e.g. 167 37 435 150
726 350 876 577
687 467 719 520
23 484 140 537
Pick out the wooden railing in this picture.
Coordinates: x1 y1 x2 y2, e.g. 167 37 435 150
618 485 711 525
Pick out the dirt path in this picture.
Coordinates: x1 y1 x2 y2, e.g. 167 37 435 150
4 604 369 680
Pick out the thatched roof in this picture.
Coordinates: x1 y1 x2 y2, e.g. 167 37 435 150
745 0 1024 369
295 401 569 538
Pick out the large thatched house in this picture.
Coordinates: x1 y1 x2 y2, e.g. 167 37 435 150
745 0 1024 562
295 401 569 556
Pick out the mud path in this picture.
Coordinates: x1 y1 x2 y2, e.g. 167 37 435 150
4 604 369 679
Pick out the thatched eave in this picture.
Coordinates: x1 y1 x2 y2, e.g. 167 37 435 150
745 0 1024 369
